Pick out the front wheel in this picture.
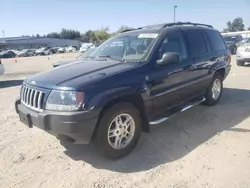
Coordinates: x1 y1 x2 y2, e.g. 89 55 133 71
95 103 141 159
204 73 223 106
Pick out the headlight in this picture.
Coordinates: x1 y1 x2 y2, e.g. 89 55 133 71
45 90 84 111
245 47 250 52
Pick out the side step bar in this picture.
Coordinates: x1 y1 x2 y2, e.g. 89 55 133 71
149 98 205 125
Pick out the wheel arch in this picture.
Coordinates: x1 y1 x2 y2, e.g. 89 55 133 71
91 93 150 141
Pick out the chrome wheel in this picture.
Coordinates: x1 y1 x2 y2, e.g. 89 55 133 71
107 113 135 150
211 79 221 100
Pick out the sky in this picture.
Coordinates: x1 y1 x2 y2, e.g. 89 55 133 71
1 0 250 37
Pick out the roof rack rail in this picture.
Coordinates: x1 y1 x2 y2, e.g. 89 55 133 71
162 22 213 28
120 22 213 33
120 29 136 33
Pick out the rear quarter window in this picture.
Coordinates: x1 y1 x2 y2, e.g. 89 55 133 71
205 30 227 51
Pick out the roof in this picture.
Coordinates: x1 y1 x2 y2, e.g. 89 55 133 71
120 22 214 34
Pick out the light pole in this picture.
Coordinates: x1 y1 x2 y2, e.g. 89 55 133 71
174 5 177 22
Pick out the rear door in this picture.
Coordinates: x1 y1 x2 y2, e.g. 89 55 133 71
183 28 214 94
204 29 230 68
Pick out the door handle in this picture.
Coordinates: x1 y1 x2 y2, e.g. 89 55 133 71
184 65 194 71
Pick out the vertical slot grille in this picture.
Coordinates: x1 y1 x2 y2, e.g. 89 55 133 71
20 85 45 111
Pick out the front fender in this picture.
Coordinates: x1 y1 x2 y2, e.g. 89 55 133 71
85 85 146 110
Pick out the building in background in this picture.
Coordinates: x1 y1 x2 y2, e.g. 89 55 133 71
221 31 250 38
0 36 81 50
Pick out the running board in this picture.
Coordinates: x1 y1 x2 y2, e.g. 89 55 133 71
149 98 205 125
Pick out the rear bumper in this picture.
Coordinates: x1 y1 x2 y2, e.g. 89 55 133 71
15 99 100 144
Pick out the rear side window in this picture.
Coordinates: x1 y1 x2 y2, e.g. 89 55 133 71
186 30 207 57
205 30 226 51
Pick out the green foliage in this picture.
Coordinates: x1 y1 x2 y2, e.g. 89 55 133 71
47 32 61 38
224 17 245 32
93 27 111 43
116 25 134 33
81 30 95 43
60 29 81 40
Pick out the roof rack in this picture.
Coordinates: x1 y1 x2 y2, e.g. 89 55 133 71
162 22 213 28
120 22 213 33
120 29 136 33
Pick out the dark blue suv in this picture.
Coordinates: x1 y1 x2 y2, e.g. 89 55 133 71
15 22 231 159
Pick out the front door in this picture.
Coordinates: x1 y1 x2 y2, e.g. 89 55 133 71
147 30 195 114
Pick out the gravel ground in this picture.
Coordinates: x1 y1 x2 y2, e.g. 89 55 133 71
0 54 250 188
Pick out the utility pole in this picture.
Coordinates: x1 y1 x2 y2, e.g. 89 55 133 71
174 5 177 22
2 30 5 40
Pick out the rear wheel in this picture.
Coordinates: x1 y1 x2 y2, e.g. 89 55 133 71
204 73 223 106
237 60 245 66
95 102 141 159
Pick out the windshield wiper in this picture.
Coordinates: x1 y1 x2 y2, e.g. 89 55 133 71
97 55 126 62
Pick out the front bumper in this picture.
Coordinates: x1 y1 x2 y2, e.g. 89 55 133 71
15 99 100 144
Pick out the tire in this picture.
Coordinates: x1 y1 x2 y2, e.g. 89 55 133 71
95 102 141 159
204 72 223 106
237 60 244 66
232 46 237 55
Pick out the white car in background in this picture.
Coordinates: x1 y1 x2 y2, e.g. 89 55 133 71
65 46 76 53
236 42 250 66
80 43 94 53
0 59 5 75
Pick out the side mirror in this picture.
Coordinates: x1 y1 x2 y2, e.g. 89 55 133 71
157 52 180 66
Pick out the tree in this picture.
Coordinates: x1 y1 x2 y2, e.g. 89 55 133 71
60 29 81 40
93 27 111 43
81 30 95 43
47 32 61 38
116 25 134 33
224 17 245 32
248 26 250 31
36 34 40 38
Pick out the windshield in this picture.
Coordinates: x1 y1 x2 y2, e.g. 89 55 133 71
77 48 96 59
89 33 158 61
223 36 237 42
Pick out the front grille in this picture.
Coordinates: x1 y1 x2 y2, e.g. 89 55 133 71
20 85 45 111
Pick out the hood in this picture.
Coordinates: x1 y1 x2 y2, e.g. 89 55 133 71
26 59 138 89
53 59 78 67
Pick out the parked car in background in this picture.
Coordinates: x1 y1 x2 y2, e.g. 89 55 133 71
0 50 16 58
53 47 96 67
42 47 55 55
35 47 46 55
16 22 231 159
51 47 60 54
223 35 243 54
236 43 250 66
65 46 77 53
57 47 65 53
0 59 5 75
80 43 94 53
17 49 36 57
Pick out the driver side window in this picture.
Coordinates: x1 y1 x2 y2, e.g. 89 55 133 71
158 32 187 61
